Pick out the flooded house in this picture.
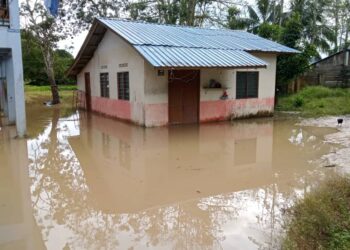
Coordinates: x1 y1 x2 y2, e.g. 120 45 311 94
69 18 298 126
0 0 26 136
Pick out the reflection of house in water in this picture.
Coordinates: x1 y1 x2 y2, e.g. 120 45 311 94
69 113 274 213
0 128 44 249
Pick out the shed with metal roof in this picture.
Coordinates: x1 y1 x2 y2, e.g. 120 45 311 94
71 18 298 126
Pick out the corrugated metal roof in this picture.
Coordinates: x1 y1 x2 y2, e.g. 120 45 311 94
99 18 299 54
135 46 267 68
69 18 299 75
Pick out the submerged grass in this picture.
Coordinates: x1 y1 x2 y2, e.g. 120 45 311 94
25 84 75 109
283 175 350 250
24 84 77 92
276 86 350 117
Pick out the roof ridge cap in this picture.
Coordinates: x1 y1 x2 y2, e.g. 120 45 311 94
97 17 247 33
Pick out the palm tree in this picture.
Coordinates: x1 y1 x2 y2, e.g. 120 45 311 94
291 0 336 53
247 0 282 32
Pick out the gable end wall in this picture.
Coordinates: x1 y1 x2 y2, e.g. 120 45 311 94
77 30 145 125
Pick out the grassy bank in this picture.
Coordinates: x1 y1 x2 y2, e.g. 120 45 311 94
24 84 77 92
25 84 76 108
283 175 350 250
276 86 350 117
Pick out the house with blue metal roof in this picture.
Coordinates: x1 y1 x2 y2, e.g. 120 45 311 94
69 18 298 126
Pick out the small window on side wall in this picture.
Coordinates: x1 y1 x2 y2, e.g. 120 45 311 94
100 73 110 98
236 72 259 99
117 72 130 100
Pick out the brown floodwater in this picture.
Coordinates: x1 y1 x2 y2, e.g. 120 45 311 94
0 100 342 250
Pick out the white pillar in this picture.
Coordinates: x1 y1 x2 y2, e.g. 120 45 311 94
9 0 26 137
12 45 26 137
6 56 16 124
0 60 6 113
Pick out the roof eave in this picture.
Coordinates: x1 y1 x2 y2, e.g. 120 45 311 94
152 65 267 69
67 19 107 76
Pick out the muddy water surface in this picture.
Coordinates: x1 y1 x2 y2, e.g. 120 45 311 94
0 102 341 250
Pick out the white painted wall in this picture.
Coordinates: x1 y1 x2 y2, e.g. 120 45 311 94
0 0 26 136
77 30 145 123
144 63 168 104
144 53 277 104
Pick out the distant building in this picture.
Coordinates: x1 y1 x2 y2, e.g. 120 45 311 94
292 48 350 92
69 18 298 127
0 0 26 136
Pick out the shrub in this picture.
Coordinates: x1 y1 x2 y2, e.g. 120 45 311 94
283 175 350 250
276 86 350 116
293 96 304 108
299 86 346 99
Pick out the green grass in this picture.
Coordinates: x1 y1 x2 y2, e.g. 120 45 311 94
283 175 350 250
276 86 350 117
24 84 77 92
25 84 75 108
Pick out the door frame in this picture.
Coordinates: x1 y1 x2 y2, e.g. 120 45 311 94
168 69 200 125
84 72 92 111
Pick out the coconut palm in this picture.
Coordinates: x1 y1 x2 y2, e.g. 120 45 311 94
290 0 336 52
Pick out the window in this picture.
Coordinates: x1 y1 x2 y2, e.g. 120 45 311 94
236 72 259 99
117 72 130 100
100 73 109 98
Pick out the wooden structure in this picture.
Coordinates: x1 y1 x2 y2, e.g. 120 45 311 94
291 48 350 93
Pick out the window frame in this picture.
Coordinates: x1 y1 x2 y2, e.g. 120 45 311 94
236 71 259 99
100 72 110 98
117 71 130 101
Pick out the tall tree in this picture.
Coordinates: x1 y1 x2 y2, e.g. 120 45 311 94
290 0 335 53
325 0 350 52
276 13 317 90
246 0 282 40
125 0 240 26
21 29 74 86
21 0 68 104
227 6 252 30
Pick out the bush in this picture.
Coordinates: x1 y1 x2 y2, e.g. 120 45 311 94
299 86 346 99
283 175 350 250
293 96 304 108
276 86 350 116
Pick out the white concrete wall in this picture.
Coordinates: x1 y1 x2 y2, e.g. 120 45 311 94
144 63 168 104
200 53 277 101
143 53 277 104
77 30 145 124
0 0 26 136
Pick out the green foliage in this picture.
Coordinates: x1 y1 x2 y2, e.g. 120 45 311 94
292 96 304 108
227 7 252 30
21 30 75 86
276 86 350 116
257 23 281 41
54 49 75 85
276 13 318 90
21 30 48 86
283 175 350 250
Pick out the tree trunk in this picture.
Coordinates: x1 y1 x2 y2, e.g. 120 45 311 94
187 0 196 26
279 0 284 26
42 46 60 104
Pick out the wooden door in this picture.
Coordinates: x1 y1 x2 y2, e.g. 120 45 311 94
168 70 200 125
84 72 92 111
